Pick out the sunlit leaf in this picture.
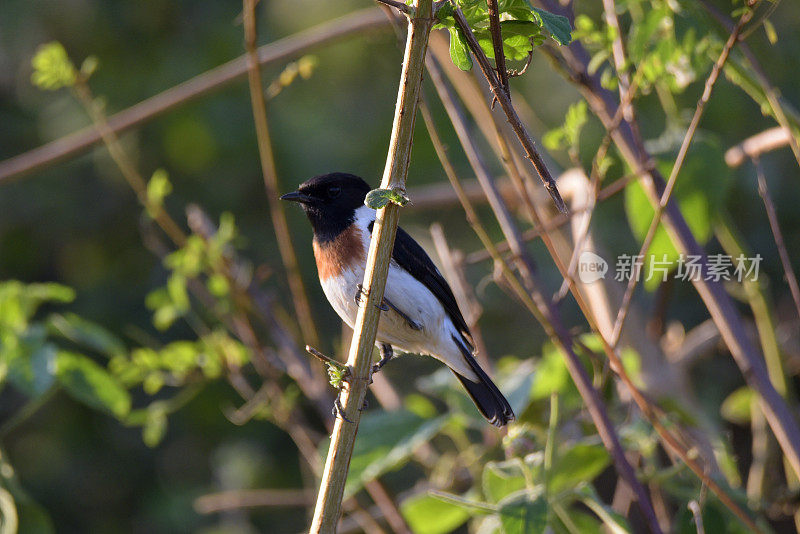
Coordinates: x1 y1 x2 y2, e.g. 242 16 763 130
449 27 473 71
401 493 471 534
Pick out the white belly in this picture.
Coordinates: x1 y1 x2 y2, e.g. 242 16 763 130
319 261 476 380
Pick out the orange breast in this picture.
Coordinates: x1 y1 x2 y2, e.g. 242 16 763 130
313 225 366 281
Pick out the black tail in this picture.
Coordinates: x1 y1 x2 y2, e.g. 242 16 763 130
451 336 515 427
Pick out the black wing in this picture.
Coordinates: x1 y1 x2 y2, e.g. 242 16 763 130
386 224 473 347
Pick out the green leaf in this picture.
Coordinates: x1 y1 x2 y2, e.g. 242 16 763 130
549 443 610 494
146 168 172 216
46 313 126 358
497 489 549 534
721 386 753 424
449 27 473 71
364 188 411 210
342 410 449 497
401 493 471 534
31 42 77 90
483 460 529 502
476 21 543 61
55 351 131 418
532 7 572 45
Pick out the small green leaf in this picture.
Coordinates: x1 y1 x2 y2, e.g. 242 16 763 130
364 188 411 210
532 7 572 45
146 168 172 216
549 443 610 494
31 42 77 90
498 489 549 534
55 351 131 418
721 386 753 424
448 27 473 71
763 19 778 45
401 493 471 534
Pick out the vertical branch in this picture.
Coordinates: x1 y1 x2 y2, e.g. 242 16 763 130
486 0 510 95
309 2 434 532
242 0 320 348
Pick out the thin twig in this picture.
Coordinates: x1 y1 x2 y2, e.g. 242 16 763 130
0 9 391 183
242 0 320 348
309 3 434 531
375 0 413 15
194 489 314 513
725 127 792 167
609 3 757 346
450 5 567 212
753 157 800 323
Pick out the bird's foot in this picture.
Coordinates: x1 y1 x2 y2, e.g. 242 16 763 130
371 343 394 376
355 284 390 311
332 396 353 423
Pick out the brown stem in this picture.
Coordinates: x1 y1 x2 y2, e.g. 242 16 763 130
486 0 510 95
242 0 320 350
309 3 434 531
753 157 800 323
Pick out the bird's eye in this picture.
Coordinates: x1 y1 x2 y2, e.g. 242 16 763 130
328 186 341 198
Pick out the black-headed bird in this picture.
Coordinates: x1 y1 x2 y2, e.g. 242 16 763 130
281 173 514 426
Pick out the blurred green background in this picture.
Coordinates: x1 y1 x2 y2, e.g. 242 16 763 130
2 0 800 532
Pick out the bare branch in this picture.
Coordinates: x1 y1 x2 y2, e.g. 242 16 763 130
725 126 792 167
242 0 321 349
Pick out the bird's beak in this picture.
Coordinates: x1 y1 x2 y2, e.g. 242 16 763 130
280 191 314 204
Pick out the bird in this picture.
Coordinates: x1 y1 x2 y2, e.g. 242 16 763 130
281 172 514 427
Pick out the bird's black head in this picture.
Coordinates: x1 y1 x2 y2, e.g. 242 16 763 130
281 172 371 243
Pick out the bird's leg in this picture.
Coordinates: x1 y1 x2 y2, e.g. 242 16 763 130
382 297 423 330
372 343 394 375
354 284 389 311
332 395 353 423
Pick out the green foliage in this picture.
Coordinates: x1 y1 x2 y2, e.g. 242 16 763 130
401 493 471 534
146 168 172 217
721 386 754 424
30 42 76 90
543 100 588 154
436 1 571 71
146 213 239 329
364 187 411 209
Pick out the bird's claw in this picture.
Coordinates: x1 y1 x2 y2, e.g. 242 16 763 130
332 397 353 423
